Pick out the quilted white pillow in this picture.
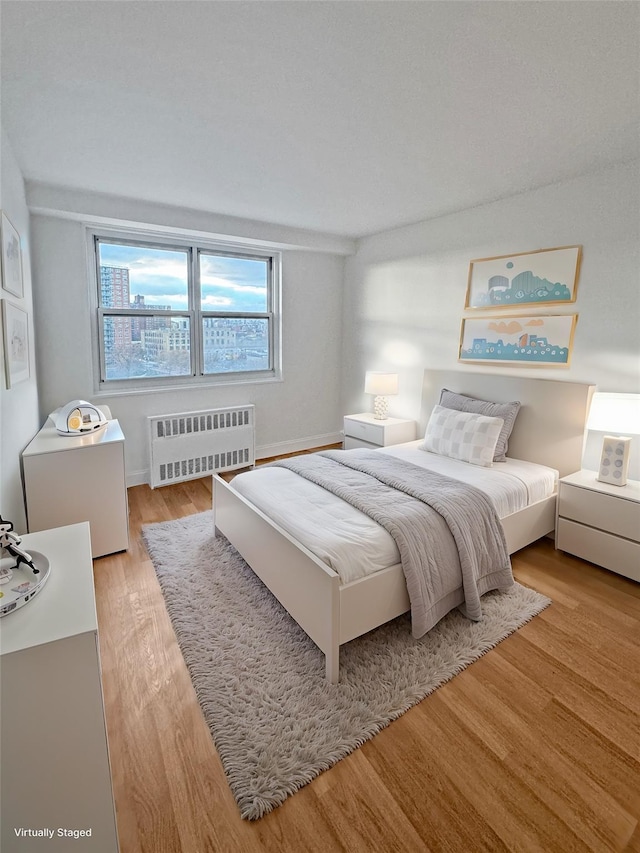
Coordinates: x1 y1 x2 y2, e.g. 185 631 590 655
422 405 505 467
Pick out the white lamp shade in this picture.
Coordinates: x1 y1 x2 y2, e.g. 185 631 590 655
364 372 399 396
587 393 640 434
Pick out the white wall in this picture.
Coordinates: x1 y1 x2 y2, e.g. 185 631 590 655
342 161 640 474
0 128 40 531
29 190 348 485
23 160 640 492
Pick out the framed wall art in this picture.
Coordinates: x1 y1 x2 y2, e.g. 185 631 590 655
2 299 30 387
465 245 581 310
459 313 578 367
1 211 23 299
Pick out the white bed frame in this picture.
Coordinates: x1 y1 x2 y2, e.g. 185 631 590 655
213 371 594 683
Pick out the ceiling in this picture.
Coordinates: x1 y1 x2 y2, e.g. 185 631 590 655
1 1 638 239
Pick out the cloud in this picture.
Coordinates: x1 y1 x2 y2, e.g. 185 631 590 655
200 274 266 295
488 320 522 334
99 244 267 312
202 294 233 308
526 318 544 326
140 293 189 309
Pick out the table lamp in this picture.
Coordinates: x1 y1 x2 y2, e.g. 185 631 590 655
587 392 640 486
364 372 398 420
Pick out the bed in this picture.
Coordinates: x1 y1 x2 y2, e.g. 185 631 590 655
213 371 594 683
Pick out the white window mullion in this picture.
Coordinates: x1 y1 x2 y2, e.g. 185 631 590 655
97 308 107 382
191 246 201 376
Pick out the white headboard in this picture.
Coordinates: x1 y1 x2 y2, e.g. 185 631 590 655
421 370 595 478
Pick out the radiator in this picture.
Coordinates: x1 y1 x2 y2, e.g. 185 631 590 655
148 405 255 488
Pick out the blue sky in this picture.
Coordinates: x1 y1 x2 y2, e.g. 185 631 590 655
99 243 267 312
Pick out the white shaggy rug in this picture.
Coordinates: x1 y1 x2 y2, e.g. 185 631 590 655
142 511 551 821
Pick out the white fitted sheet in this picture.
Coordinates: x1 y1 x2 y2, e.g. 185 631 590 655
230 442 558 584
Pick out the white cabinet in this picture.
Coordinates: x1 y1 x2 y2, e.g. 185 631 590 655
343 413 416 450
23 419 129 558
0 523 120 852
556 470 640 582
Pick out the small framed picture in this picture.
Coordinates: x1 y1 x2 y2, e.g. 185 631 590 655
1 211 23 299
2 299 30 388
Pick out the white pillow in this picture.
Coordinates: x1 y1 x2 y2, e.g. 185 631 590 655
422 405 505 467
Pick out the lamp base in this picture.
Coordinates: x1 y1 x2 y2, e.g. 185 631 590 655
597 435 631 486
373 396 389 420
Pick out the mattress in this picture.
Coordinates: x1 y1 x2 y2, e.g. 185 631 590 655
230 441 558 584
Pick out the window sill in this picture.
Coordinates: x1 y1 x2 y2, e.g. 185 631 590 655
95 371 283 398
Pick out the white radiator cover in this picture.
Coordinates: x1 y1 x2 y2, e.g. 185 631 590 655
148 405 255 488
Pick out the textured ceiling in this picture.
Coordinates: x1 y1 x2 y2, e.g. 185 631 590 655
2 1 638 238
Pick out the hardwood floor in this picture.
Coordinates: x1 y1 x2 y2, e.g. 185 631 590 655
94 472 640 853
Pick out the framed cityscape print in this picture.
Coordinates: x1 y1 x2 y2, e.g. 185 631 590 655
459 314 578 367
465 245 581 310
2 299 30 387
1 211 23 299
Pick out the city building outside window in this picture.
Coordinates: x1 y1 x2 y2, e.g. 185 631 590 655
92 233 281 389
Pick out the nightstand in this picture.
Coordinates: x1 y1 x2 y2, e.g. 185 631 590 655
343 413 416 450
556 470 640 582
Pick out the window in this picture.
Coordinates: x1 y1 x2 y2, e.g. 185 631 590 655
93 233 280 389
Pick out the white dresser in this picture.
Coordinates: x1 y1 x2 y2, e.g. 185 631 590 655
343 413 416 450
0 523 120 852
23 418 129 558
556 469 640 582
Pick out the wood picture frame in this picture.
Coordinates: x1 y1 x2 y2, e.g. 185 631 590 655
459 313 578 367
465 245 581 310
1 212 24 299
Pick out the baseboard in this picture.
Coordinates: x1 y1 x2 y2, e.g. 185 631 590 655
127 469 149 488
256 432 343 460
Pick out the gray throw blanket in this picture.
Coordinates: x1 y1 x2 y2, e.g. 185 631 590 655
271 449 513 638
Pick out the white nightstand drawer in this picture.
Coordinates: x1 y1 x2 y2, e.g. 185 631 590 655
343 414 416 448
557 518 640 582
559 482 640 543
344 417 384 445
344 436 380 450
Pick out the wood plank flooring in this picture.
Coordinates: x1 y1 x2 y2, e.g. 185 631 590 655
94 469 640 853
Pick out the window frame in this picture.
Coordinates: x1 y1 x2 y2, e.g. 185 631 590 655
88 227 282 394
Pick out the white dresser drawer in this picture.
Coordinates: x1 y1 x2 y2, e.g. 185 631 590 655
557 518 640 582
559 482 640 543
344 417 384 445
